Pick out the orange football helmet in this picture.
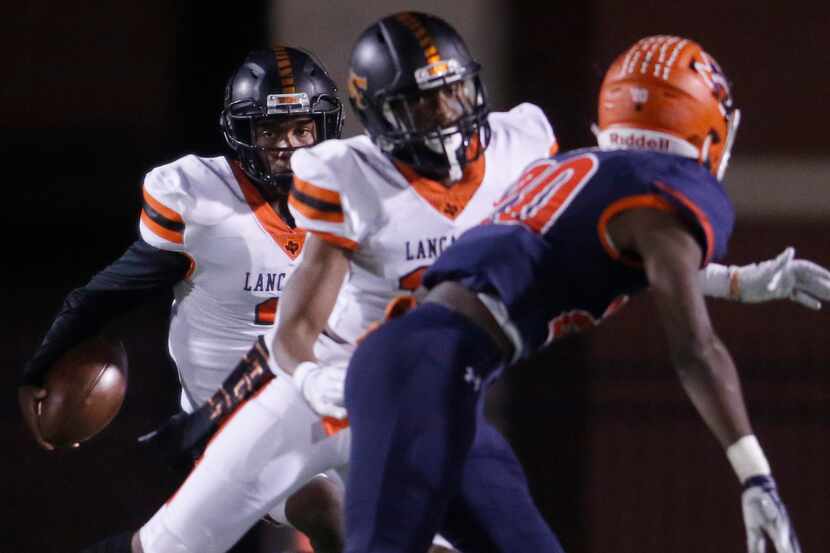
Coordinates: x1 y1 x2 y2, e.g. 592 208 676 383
596 35 740 180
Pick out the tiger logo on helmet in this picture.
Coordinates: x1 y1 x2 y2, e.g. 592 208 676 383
595 35 740 180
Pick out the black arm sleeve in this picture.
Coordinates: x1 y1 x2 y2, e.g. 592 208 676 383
22 238 191 387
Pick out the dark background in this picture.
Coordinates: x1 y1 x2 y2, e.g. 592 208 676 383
3 1 828 552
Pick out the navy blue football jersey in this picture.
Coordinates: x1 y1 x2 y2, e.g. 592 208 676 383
422 148 735 358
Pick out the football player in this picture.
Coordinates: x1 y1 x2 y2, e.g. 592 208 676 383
122 14 827 553
341 35 809 553
19 47 348 551
124 12 559 553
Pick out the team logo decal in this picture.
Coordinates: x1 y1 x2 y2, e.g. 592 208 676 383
348 70 368 110
629 87 648 110
692 51 732 114
443 203 459 217
544 295 629 343
285 239 300 255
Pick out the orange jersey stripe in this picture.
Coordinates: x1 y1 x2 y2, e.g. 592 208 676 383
654 181 715 266
597 194 676 266
322 416 350 436
288 194 345 224
142 189 183 223
312 231 358 251
292 177 343 206
141 209 183 244
549 141 560 156
231 161 305 259
394 144 486 221
184 253 196 279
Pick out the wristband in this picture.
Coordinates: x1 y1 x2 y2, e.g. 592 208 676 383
292 361 318 388
728 267 741 300
699 263 740 300
726 434 771 483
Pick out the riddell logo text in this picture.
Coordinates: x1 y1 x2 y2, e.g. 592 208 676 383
609 133 671 151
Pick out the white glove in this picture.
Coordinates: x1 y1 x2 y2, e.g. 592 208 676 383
291 360 347 419
706 247 830 309
742 475 802 553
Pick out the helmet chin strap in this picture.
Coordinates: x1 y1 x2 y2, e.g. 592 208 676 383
716 108 741 181
425 127 464 182
699 134 713 168
271 172 293 193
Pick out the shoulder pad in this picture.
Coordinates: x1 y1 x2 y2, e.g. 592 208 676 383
289 137 381 250
489 103 558 157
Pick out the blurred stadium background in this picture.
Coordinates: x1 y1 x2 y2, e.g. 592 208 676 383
3 1 827 552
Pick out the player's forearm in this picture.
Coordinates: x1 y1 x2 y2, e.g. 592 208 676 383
274 320 324 374
671 333 753 449
22 239 189 386
22 288 140 386
271 236 349 375
271 263 335 373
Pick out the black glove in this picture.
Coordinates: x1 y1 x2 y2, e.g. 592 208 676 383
139 336 274 470
138 407 217 471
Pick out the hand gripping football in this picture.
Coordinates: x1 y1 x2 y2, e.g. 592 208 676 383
38 337 128 447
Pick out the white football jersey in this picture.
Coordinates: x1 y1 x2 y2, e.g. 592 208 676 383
289 103 557 344
139 154 306 408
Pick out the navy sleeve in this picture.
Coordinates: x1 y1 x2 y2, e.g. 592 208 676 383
21 238 190 386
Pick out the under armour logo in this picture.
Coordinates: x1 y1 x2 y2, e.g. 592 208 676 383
444 203 459 217
285 240 299 254
464 367 482 392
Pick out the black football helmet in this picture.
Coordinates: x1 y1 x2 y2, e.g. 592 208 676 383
221 47 343 192
348 12 490 182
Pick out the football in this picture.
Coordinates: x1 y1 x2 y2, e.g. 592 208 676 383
38 336 128 448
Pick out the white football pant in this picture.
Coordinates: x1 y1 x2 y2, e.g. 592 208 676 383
139 372 351 553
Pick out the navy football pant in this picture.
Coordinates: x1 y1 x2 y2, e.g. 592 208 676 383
344 303 565 553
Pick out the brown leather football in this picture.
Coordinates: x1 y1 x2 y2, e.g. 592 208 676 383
38 337 128 448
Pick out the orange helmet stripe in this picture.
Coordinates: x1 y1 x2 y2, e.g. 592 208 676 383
273 46 296 93
396 12 442 64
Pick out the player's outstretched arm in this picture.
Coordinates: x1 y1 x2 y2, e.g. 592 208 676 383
702 247 830 309
20 238 189 450
624 209 802 553
273 234 351 418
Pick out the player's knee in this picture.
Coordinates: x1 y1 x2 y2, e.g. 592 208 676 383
138 518 203 553
285 476 344 552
